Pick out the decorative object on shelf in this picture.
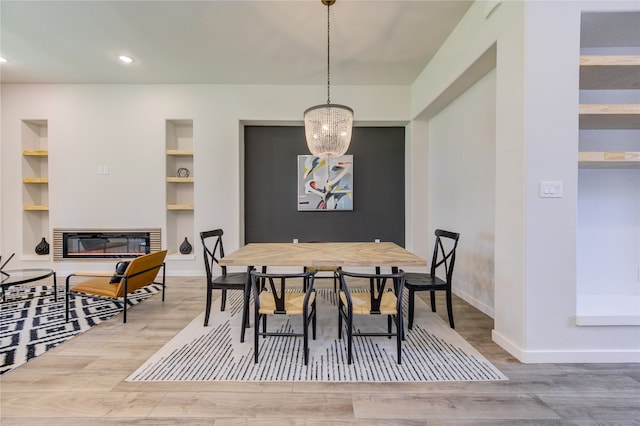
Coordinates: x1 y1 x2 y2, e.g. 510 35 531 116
303 0 353 159
179 237 193 255
177 167 190 178
35 237 50 255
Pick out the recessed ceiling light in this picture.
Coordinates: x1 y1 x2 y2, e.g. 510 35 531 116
118 55 134 64
0 57 7 63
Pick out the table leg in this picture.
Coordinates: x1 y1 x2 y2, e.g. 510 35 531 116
240 265 253 343
391 266 405 340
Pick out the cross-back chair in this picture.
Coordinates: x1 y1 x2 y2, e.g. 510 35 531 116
200 229 247 327
404 229 460 329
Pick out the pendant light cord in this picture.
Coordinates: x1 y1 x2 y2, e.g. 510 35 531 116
326 1 331 104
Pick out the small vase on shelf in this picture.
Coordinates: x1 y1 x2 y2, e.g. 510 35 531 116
179 237 193 255
35 237 50 255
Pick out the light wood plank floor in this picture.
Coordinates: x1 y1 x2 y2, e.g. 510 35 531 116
1 276 639 425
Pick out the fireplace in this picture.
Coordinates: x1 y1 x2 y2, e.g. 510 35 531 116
53 228 161 261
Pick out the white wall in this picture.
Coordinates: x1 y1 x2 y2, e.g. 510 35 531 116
410 0 640 362
428 70 496 316
1 84 411 276
411 0 529 357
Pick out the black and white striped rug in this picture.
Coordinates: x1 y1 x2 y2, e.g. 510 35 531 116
128 289 507 382
0 284 161 375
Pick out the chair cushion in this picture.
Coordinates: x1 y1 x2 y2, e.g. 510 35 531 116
72 276 120 298
258 291 315 315
340 291 397 315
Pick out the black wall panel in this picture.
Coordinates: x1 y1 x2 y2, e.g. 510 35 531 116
244 126 405 245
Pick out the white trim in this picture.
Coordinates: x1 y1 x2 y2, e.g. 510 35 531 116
492 329 640 363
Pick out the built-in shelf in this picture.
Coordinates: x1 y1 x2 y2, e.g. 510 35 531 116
22 177 49 183
21 120 50 257
166 149 194 156
579 151 640 169
577 294 640 326
22 150 48 157
167 204 195 210
577 16 640 329
578 54 640 168
579 55 640 89
166 177 194 183
166 120 194 256
578 103 640 129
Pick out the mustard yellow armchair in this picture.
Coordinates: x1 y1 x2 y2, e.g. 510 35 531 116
65 250 167 323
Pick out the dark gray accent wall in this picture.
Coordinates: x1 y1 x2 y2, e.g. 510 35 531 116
244 126 405 245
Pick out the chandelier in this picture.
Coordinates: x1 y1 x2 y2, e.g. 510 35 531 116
304 0 354 158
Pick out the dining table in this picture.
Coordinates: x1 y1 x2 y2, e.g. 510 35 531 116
219 241 427 342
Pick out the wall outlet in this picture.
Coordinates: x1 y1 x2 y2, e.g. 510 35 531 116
293 238 298 244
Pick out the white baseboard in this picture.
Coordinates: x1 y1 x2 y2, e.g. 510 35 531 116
454 288 494 318
491 329 640 363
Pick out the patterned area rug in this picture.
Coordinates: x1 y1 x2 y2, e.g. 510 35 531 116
0 283 161 375
128 289 507 382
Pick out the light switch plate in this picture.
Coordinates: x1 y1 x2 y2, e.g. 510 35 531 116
539 181 563 198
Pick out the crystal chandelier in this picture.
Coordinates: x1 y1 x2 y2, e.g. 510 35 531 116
304 0 353 158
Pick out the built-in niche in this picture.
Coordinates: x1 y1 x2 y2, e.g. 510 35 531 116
244 126 405 245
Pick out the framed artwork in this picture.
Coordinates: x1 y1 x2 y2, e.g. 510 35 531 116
298 155 353 211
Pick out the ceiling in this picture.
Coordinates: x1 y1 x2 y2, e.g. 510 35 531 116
0 0 473 85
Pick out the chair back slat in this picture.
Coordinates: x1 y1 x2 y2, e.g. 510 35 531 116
368 276 389 314
200 229 228 280
267 276 286 313
430 229 460 282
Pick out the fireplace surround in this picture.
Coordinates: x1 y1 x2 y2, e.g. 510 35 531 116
53 228 161 261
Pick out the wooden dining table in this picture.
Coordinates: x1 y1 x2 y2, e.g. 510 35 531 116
219 242 427 342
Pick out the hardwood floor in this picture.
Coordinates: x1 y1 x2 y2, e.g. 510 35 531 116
1 276 639 425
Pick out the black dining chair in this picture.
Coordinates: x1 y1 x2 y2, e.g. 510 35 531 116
200 229 247 327
337 268 406 364
404 229 460 329
251 269 317 365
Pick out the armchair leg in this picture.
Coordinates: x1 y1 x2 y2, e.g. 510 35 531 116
123 279 128 323
161 263 166 302
430 290 437 312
